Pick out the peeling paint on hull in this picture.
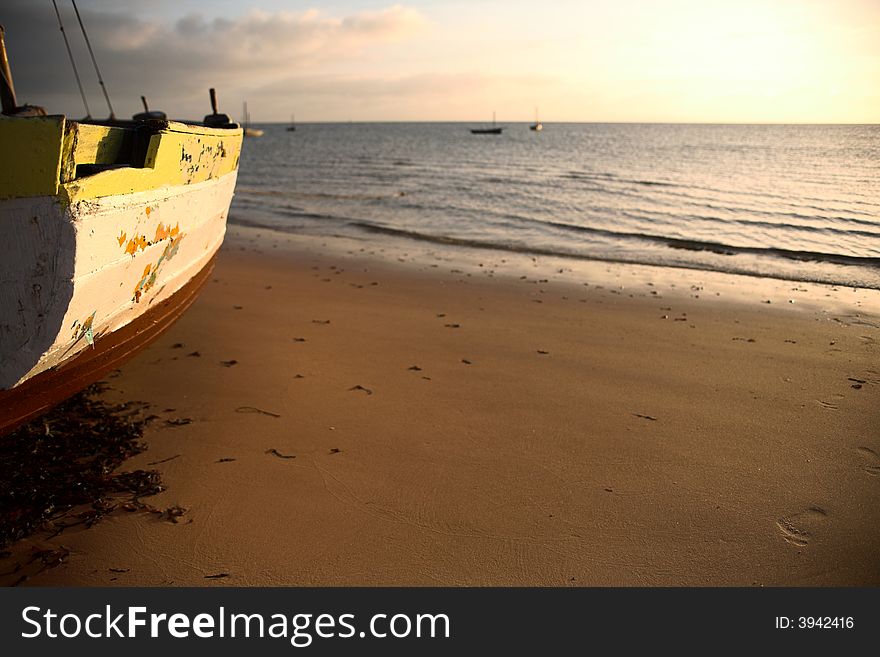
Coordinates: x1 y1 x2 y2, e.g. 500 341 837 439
0 171 237 389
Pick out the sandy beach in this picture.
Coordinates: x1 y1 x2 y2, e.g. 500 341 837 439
4 225 879 586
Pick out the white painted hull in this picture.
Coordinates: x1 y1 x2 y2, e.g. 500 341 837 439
0 170 238 389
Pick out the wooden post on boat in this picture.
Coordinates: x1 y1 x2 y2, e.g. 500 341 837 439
132 94 166 121
204 87 231 127
0 25 18 114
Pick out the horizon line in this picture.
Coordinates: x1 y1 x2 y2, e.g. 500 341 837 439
239 120 879 126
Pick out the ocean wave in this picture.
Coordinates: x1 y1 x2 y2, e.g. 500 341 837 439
344 220 880 289
237 187 407 202
562 170 880 212
350 216 880 267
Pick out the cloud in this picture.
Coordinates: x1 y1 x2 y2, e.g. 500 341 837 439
171 5 426 65
2 1 427 118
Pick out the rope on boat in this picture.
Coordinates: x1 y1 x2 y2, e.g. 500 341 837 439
51 0 91 119
70 0 114 119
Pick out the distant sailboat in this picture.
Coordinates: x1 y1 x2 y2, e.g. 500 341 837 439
286 113 296 132
242 101 264 138
530 107 543 132
471 111 503 135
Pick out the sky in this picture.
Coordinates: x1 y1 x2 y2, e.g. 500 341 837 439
4 0 879 123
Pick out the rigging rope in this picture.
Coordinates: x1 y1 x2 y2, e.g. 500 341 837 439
51 0 91 118
70 0 114 119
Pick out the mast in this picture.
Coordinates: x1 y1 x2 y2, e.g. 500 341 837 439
0 25 18 114
0 24 45 116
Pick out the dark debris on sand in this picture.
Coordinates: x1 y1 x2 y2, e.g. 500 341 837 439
265 448 296 460
0 383 164 550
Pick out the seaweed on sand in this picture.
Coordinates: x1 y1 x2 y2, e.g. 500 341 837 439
0 383 164 550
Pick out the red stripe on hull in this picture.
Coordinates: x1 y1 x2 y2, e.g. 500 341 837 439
0 255 217 437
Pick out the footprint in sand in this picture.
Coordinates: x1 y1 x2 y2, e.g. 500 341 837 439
776 507 827 547
816 394 844 410
856 447 880 477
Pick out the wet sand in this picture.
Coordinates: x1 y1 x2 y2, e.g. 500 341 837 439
6 226 880 586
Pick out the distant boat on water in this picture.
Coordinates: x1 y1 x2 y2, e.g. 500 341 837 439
530 107 543 132
286 113 296 132
471 111 503 135
242 101 263 137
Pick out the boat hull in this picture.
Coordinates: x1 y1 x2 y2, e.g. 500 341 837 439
0 116 242 434
0 170 238 389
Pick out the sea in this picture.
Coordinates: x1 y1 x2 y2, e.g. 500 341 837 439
230 123 880 290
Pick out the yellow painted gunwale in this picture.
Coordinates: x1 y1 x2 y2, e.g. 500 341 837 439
0 116 242 203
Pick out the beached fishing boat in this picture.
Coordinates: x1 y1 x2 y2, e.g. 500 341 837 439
0 26 243 435
471 111 503 135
